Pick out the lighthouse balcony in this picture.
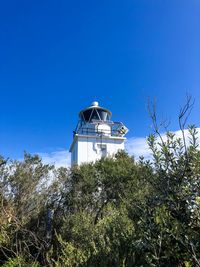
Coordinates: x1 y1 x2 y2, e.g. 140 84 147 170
73 121 128 138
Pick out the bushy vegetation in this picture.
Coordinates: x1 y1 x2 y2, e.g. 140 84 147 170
1 105 200 266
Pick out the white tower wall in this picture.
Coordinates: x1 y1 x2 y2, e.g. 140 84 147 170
70 135 125 165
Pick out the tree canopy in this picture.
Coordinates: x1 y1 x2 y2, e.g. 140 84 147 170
1 113 200 266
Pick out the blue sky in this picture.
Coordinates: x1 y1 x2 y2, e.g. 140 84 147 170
0 0 200 162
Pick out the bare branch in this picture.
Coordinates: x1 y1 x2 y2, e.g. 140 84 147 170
178 95 195 157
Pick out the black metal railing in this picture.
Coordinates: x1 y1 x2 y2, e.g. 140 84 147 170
73 128 122 138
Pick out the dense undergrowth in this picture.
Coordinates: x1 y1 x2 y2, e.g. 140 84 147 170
1 123 200 266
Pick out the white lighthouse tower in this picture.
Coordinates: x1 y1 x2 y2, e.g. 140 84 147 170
69 101 128 166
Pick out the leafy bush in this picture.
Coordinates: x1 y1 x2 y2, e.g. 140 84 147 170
1 101 200 266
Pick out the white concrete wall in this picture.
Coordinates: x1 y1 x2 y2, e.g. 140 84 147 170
71 141 78 166
71 135 125 165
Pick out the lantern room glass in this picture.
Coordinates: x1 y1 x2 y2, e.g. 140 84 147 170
81 108 110 123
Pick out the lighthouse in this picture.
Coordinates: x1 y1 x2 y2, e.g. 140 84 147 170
69 101 128 166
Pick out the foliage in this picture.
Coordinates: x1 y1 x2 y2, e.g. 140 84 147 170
0 110 200 266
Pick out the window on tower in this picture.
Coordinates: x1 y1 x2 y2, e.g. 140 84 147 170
91 109 99 121
81 108 111 123
98 110 110 121
82 109 92 121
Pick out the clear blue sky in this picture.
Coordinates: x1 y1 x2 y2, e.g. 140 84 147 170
0 0 199 159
